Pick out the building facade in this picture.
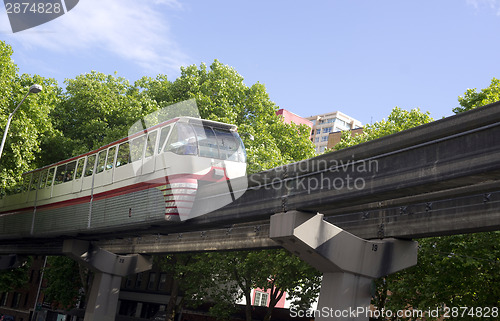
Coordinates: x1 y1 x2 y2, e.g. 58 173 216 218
276 109 313 129
306 111 362 153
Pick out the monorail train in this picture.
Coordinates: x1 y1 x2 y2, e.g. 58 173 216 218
0 117 247 239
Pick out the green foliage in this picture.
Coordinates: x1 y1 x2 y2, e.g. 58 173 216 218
50 71 159 159
176 249 321 321
0 41 60 190
333 107 433 151
454 78 500 113
43 256 85 310
0 257 32 292
379 232 500 320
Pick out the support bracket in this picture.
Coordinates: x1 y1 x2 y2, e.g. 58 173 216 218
63 239 152 321
270 211 418 321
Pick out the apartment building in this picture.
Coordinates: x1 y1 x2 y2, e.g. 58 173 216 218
306 111 362 153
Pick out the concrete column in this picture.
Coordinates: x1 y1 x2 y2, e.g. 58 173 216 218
63 239 152 321
270 211 418 321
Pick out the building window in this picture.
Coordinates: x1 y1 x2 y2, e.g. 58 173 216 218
337 119 348 128
315 137 319 143
148 273 156 290
322 127 333 134
327 118 336 123
319 146 327 153
125 275 133 288
321 136 328 142
11 292 20 308
0 292 7 306
254 291 268 306
158 273 168 291
135 273 143 289
23 293 29 307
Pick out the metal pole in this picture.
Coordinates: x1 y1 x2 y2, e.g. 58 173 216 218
32 255 48 321
0 84 42 161
0 90 31 161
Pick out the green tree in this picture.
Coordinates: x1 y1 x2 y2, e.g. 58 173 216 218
0 257 32 292
380 232 500 321
43 256 90 310
0 40 60 190
453 77 500 113
50 71 159 159
177 249 321 321
332 106 433 151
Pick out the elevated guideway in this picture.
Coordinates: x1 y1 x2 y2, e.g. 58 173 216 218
2 100 500 254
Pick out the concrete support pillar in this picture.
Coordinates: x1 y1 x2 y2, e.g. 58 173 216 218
63 239 152 321
270 211 418 321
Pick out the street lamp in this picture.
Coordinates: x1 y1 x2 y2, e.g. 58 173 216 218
0 84 43 161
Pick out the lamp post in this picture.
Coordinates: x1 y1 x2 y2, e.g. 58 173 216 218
0 84 43 161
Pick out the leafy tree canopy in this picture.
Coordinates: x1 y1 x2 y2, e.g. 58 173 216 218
50 71 159 159
454 77 500 114
333 106 433 151
0 40 60 190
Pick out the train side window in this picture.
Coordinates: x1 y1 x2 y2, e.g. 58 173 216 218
39 170 48 189
85 155 96 177
96 151 107 173
65 161 76 181
47 167 55 186
54 165 65 185
116 142 130 167
75 158 85 179
55 161 77 184
145 131 158 158
106 146 116 170
130 135 146 162
158 126 171 153
22 174 31 193
30 172 40 190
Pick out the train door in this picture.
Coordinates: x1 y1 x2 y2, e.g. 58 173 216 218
142 130 158 175
72 157 85 193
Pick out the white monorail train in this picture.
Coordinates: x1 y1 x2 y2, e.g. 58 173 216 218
0 117 247 239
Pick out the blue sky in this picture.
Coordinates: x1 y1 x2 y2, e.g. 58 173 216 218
2 0 500 125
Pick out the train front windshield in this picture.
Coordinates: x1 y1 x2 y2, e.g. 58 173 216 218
165 122 246 162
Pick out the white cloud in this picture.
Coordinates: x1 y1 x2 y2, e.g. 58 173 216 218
466 0 500 15
2 0 189 74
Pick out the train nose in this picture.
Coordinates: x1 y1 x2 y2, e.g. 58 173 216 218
163 178 198 220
